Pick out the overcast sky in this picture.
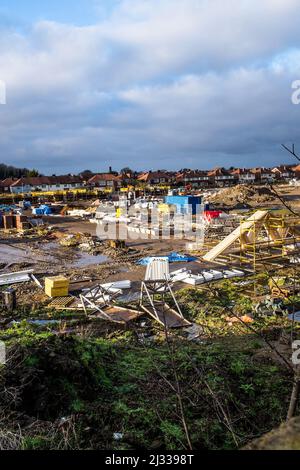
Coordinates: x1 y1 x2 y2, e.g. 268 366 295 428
0 0 300 174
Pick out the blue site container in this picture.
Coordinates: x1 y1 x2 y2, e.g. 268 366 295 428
165 195 202 215
165 195 202 205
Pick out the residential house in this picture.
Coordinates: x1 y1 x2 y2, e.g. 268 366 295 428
137 171 175 186
230 168 256 184
251 168 274 183
9 175 83 194
293 164 300 179
208 168 236 187
87 173 119 190
117 171 138 187
271 165 295 181
0 177 19 193
176 170 210 188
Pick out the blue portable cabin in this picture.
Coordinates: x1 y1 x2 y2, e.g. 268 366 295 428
164 195 202 215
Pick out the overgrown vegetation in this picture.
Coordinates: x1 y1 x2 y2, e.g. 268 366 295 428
0 273 299 450
0 323 293 450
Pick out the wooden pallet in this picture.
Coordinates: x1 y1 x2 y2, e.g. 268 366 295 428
46 296 75 309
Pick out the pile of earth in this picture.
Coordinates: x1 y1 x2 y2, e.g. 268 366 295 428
207 185 278 207
57 232 140 261
58 232 101 252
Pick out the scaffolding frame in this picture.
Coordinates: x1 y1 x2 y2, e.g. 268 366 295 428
140 279 191 328
202 212 300 273
79 284 122 319
239 214 300 272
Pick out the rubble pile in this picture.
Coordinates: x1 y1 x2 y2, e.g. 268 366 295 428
59 233 103 253
57 232 139 260
207 185 278 207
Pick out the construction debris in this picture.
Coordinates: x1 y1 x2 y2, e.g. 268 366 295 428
78 283 142 324
140 258 191 328
46 296 76 309
0 270 34 286
226 315 254 324
137 252 197 265
2 288 17 312
181 268 245 286
1 184 299 336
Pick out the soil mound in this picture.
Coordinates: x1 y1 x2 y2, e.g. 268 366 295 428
208 185 277 207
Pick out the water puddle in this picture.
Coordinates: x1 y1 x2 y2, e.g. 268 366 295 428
38 241 111 267
10 319 59 326
0 243 51 264
0 241 111 270
72 252 110 267
27 319 60 326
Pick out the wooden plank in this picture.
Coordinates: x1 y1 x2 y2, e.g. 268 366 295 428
99 306 143 323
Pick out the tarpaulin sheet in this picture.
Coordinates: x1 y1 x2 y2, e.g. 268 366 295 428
137 252 197 266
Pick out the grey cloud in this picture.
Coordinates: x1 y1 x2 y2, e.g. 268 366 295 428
0 0 300 171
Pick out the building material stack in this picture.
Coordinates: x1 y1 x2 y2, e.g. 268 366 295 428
3 214 15 229
15 215 30 230
0 211 30 230
45 276 70 298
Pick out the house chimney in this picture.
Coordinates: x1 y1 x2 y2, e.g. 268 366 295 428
109 166 112 174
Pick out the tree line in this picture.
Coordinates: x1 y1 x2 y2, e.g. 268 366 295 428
0 164 39 179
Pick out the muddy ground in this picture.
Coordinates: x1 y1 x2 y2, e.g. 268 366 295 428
0 215 198 309
0 183 299 309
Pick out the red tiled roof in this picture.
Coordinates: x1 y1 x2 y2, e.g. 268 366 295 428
54 175 82 184
11 176 50 187
251 168 272 175
207 167 232 177
176 170 208 182
137 171 174 182
88 174 119 184
0 177 18 187
230 168 252 175
272 165 295 173
137 172 150 182
11 175 82 187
